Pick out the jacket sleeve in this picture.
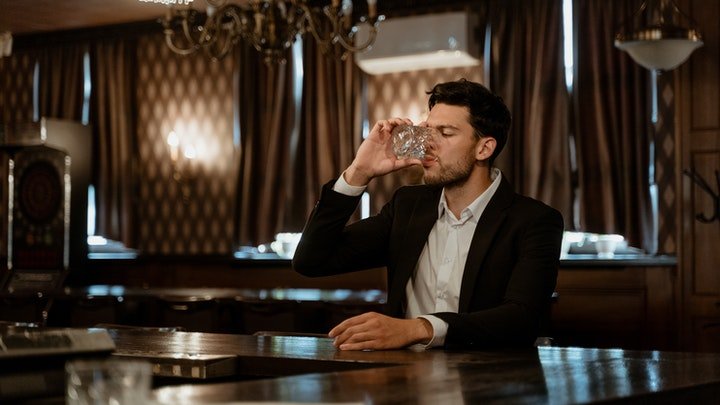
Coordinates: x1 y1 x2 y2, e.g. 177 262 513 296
292 179 395 277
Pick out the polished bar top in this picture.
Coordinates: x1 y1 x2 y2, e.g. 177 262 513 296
236 251 678 267
558 253 677 267
107 329 720 404
90 250 678 268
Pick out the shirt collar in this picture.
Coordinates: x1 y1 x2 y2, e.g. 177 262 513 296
437 168 503 223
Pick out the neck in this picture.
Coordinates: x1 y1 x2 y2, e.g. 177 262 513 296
444 166 494 218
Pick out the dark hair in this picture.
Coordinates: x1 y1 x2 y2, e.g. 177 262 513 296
427 79 511 164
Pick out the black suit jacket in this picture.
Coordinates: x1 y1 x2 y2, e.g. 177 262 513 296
293 176 563 349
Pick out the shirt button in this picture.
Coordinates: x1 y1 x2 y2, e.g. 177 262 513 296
443 257 451 264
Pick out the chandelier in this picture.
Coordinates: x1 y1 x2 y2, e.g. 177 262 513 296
615 0 703 71
148 0 384 63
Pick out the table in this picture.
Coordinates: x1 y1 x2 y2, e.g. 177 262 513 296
107 329 720 404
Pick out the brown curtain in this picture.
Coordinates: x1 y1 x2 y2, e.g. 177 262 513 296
487 0 573 225
235 33 362 246
235 44 297 246
0 50 37 125
89 39 137 247
38 43 86 121
574 0 654 251
286 35 363 230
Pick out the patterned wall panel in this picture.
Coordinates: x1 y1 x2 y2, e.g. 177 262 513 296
0 52 36 125
655 73 676 254
365 66 483 213
135 35 237 255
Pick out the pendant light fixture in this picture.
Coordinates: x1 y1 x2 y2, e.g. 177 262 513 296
615 0 703 71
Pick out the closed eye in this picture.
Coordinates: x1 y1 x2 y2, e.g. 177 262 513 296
434 124 459 137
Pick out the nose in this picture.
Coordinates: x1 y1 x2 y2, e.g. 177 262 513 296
423 129 438 152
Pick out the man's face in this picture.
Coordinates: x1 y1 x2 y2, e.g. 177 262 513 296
420 103 479 187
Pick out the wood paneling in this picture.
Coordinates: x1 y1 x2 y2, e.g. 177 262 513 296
552 266 677 350
689 0 720 130
678 0 720 353
690 152 720 295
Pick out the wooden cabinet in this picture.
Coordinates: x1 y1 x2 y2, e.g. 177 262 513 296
551 262 677 351
77 256 387 291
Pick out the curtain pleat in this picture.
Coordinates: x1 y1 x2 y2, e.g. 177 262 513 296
574 0 653 251
38 44 86 121
235 44 296 246
290 36 362 229
89 39 137 247
487 0 573 225
235 34 362 246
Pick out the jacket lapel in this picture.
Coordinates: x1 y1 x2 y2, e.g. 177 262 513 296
458 177 515 312
387 187 441 316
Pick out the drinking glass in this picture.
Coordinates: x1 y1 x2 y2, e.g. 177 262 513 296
391 125 435 159
66 358 152 405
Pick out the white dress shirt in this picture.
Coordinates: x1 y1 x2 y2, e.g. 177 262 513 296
333 168 502 348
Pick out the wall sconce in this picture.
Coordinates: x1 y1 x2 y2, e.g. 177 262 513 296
167 130 198 202
615 0 703 71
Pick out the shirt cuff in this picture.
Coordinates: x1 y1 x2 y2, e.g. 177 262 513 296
418 315 447 349
332 171 367 196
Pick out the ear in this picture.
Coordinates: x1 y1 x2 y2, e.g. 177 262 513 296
475 137 497 161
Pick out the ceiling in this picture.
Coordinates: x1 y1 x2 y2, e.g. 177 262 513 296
0 0 204 35
0 0 467 36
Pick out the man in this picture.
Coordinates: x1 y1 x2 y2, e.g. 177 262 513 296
293 79 563 350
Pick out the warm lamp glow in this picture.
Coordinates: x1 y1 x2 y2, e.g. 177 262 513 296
183 144 196 160
0 32 12 57
166 130 197 203
167 131 180 162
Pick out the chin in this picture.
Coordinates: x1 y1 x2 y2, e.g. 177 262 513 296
423 174 441 186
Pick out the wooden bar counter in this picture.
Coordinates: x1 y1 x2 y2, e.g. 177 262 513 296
106 329 720 404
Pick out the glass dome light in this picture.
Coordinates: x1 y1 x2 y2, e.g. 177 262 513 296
615 0 703 71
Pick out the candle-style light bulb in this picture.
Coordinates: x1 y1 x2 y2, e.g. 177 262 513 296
167 131 180 162
183 144 197 160
367 0 376 18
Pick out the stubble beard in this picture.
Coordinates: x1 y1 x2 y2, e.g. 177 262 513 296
423 149 476 188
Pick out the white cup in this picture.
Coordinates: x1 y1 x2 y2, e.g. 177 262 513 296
271 232 301 259
595 234 624 258
66 358 152 405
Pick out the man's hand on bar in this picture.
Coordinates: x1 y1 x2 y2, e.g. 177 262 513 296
328 312 433 350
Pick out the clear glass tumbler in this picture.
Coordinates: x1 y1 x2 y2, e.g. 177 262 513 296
66 358 152 405
391 125 435 160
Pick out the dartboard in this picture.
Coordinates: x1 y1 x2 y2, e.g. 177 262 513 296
18 160 62 224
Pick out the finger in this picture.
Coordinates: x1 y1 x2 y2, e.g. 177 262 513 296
328 313 371 337
368 120 389 139
393 158 423 170
338 334 385 351
338 341 378 351
341 330 376 345
387 117 411 125
333 322 371 347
